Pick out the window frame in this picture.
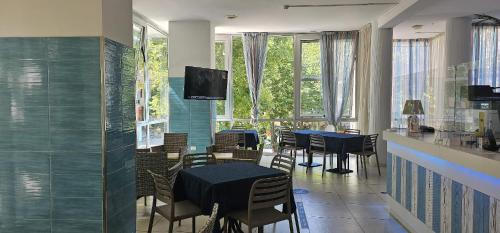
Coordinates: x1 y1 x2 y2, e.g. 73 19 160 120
214 34 233 121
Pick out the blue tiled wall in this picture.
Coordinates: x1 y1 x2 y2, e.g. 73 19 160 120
0 37 103 232
168 77 212 152
103 38 136 233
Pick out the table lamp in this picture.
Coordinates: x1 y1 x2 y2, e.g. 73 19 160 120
403 100 424 133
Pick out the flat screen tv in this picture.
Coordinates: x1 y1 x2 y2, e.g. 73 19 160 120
184 66 228 100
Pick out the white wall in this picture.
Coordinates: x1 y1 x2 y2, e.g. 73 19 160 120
0 0 132 47
168 20 213 77
0 0 102 37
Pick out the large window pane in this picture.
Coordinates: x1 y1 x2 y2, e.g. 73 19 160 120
260 36 294 119
147 26 168 121
215 41 227 117
232 37 252 119
300 40 324 117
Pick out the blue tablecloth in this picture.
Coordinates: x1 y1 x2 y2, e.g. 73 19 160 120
174 163 294 232
294 130 364 159
219 129 259 149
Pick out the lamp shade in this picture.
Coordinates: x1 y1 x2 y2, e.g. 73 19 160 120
402 100 424 115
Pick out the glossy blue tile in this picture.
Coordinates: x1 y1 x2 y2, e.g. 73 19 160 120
50 106 101 130
50 129 101 152
52 220 102 233
0 127 50 151
0 195 50 219
48 60 100 85
106 145 134 174
47 37 100 61
107 202 136 233
52 197 102 220
51 152 101 175
106 166 135 194
0 59 48 83
0 218 51 233
49 82 101 107
0 173 49 198
106 183 136 218
0 82 49 107
0 106 49 129
106 130 123 151
0 38 47 60
52 174 102 198
0 152 50 176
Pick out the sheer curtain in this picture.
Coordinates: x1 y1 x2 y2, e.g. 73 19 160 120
392 39 430 127
357 24 372 134
471 25 500 86
320 31 359 126
428 34 446 127
242 32 269 124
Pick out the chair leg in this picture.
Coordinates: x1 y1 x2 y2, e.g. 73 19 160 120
363 156 368 179
288 217 294 233
144 196 147 206
178 220 181 226
168 220 174 233
322 153 326 177
293 212 301 233
356 155 359 173
248 226 252 233
258 226 264 233
302 149 305 163
147 198 156 233
375 153 381 176
192 217 196 233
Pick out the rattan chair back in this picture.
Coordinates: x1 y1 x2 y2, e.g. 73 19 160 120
183 153 217 168
164 133 188 153
136 151 169 198
214 133 239 153
233 146 264 164
198 203 219 233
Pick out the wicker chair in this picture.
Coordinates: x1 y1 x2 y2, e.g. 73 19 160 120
198 203 219 233
229 145 264 165
183 153 217 169
164 133 188 158
224 175 294 233
136 151 172 200
148 167 202 233
207 133 239 161
352 134 380 179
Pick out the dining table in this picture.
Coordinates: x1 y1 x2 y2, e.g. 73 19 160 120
218 129 260 150
173 162 294 233
294 130 365 174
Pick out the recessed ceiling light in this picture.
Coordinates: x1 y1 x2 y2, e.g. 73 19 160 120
412 24 424 30
226 14 238 20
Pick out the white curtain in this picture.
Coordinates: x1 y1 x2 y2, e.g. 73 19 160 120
320 31 359 125
392 39 430 128
242 32 269 124
428 34 446 128
471 25 500 86
356 24 372 134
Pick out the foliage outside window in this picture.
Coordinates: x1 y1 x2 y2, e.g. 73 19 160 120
300 40 324 117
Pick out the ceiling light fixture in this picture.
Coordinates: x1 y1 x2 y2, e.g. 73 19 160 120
283 2 397 10
225 14 238 20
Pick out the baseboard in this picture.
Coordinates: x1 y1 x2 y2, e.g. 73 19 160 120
387 197 434 233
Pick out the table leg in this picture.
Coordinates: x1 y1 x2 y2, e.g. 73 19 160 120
298 150 322 168
326 144 353 174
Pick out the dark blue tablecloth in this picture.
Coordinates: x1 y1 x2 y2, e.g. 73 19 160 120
294 130 364 159
219 130 259 149
174 163 292 216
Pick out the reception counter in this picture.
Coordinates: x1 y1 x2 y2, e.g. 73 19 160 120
383 130 500 233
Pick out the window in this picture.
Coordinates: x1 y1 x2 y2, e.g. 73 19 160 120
215 36 232 120
298 39 324 117
134 23 169 148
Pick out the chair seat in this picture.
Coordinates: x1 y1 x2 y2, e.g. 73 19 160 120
229 208 289 227
156 200 202 220
166 153 179 159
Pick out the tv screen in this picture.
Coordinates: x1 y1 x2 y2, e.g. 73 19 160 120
184 66 228 100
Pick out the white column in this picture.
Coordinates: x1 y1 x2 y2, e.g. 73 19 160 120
369 21 393 165
445 17 472 69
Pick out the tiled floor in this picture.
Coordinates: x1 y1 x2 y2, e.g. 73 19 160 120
136 154 408 233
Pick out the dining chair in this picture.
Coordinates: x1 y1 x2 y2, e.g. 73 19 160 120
279 130 305 167
136 151 173 205
198 203 219 233
183 152 217 168
231 125 247 130
164 133 188 160
343 128 361 135
207 133 239 154
352 134 380 179
309 134 333 177
147 163 202 233
270 154 295 175
275 126 291 151
224 175 294 233
235 131 247 150
231 145 264 165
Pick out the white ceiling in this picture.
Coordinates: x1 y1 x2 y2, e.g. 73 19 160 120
133 0 400 33
394 0 500 39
